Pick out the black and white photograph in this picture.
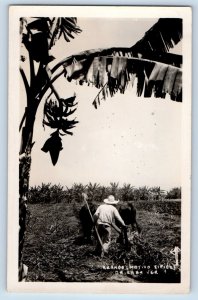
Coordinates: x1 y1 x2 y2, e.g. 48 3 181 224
7 6 191 293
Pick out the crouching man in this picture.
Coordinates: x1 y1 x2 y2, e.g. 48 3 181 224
93 195 126 257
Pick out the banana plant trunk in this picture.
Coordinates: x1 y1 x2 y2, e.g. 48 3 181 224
18 101 39 281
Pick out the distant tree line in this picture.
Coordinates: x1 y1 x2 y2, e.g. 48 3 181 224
28 183 181 204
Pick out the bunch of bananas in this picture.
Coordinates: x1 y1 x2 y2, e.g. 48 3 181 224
41 95 78 165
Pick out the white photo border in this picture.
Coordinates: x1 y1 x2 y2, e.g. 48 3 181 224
7 5 192 293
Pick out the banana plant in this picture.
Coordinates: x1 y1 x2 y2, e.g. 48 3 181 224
19 17 82 281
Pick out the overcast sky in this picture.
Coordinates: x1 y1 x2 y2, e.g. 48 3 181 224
20 18 182 190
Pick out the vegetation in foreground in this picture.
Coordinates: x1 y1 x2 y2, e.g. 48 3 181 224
23 184 181 282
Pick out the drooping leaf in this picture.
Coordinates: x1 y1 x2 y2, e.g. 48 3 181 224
48 17 82 49
38 18 183 111
62 55 182 107
131 18 182 55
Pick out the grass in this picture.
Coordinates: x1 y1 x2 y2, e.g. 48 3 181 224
23 200 181 282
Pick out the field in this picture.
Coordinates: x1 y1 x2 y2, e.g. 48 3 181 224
23 199 181 282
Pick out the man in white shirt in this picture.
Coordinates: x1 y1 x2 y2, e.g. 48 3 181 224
93 195 126 256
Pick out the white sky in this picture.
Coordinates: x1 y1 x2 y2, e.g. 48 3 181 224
20 18 182 190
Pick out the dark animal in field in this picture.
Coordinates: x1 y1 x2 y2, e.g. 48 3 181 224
79 203 96 243
79 202 141 245
118 203 141 234
116 203 141 248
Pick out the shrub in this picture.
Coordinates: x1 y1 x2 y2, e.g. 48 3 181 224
28 183 66 204
165 187 181 199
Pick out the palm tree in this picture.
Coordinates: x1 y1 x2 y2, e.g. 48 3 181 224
86 182 101 202
149 186 166 200
70 183 86 203
133 188 141 201
109 182 119 197
121 183 135 202
19 17 182 280
139 186 150 200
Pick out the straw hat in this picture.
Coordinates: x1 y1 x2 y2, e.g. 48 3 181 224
103 195 119 205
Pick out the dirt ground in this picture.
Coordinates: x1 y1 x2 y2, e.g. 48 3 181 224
23 201 181 282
